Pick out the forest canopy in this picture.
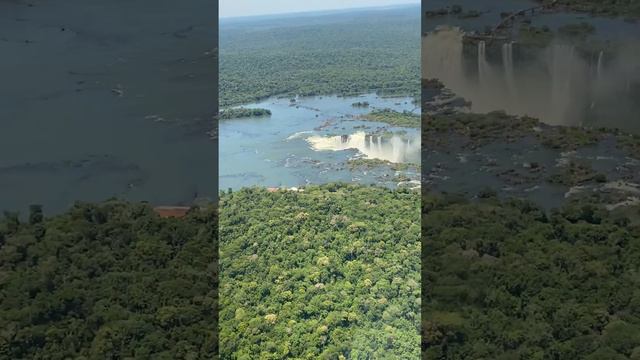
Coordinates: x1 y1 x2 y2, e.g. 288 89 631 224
422 193 640 359
0 202 217 359
219 7 420 107
219 184 421 359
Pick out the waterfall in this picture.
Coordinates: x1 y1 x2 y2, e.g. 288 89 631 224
589 51 605 111
307 131 420 163
502 42 517 97
478 41 488 85
423 26 639 129
569 46 575 88
597 51 604 79
422 26 464 87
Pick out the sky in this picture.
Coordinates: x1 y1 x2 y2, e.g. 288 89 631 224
220 0 418 18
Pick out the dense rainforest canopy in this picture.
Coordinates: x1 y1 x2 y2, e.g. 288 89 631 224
422 192 640 359
0 202 217 359
219 7 420 107
219 184 421 359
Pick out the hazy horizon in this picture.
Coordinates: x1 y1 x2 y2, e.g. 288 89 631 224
220 0 418 19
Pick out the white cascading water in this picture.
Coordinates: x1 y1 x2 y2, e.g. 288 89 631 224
422 27 611 126
422 26 464 89
502 42 517 98
597 51 604 80
591 51 605 110
478 41 489 86
307 131 420 164
423 26 640 130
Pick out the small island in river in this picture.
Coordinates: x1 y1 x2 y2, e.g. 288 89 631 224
358 108 421 128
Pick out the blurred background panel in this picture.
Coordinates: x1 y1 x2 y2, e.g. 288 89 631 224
422 1 640 358
0 1 219 359
0 0 218 215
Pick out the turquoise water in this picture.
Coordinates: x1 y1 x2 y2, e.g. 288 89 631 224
220 94 420 190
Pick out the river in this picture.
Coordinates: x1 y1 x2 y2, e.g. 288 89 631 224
220 94 420 190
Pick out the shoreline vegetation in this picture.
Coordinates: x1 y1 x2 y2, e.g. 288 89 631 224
425 108 640 158
423 108 640 191
219 107 271 120
359 109 421 128
425 1 640 20
538 0 640 19
347 158 419 172
351 101 370 108
514 22 611 50
424 5 482 19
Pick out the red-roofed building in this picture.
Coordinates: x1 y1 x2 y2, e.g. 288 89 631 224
153 206 191 218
